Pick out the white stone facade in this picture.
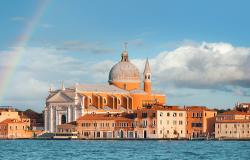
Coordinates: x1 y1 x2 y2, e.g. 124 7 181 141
44 88 84 133
215 121 250 139
157 110 187 139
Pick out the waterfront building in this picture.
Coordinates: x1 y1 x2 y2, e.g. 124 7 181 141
0 107 31 128
77 113 134 139
134 106 187 139
0 119 33 139
215 110 250 139
57 121 76 133
0 107 37 139
156 106 186 139
216 110 250 121
18 109 44 130
185 106 217 138
76 105 187 139
0 107 20 122
44 48 166 133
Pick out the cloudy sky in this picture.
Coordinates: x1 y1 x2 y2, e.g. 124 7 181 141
0 0 250 112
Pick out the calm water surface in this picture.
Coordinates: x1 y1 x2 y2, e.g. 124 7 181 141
0 140 249 160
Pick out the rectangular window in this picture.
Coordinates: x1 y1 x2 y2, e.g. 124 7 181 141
152 113 156 118
152 120 156 127
173 120 177 125
179 121 183 125
103 132 107 138
142 113 147 118
179 113 183 117
192 123 202 127
132 122 136 128
143 120 147 128
84 132 89 137
97 132 100 138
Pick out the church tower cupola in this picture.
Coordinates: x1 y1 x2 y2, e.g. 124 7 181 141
143 58 151 93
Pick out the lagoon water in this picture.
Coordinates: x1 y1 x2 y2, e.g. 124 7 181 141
0 140 249 160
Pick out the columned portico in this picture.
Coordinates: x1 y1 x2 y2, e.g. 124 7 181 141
49 106 53 132
45 100 84 132
67 106 71 123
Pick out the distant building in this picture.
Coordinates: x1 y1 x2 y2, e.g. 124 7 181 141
0 119 33 139
0 107 34 139
0 107 20 122
77 113 134 139
215 110 250 139
44 48 166 133
134 106 187 139
19 109 44 130
57 121 76 133
76 105 187 139
235 103 250 113
185 106 217 138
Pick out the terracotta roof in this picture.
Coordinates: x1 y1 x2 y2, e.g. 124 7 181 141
220 110 250 115
77 114 133 121
216 119 250 123
75 84 128 94
57 121 76 128
0 119 23 124
138 105 185 111
185 106 215 111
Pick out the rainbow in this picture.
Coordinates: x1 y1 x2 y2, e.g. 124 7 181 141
0 0 51 105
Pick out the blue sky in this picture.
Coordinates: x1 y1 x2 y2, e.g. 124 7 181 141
0 0 250 111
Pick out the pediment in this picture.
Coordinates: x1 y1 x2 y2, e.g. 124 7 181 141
47 91 74 103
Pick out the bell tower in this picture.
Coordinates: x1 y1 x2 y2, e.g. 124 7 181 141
143 58 151 93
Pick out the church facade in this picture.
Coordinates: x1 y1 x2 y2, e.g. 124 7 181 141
44 49 166 132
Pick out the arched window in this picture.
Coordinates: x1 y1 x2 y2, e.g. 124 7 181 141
123 84 127 90
103 98 107 105
61 115 66 124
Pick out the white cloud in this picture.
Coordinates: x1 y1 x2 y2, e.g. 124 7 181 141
144 42 250 90
0 41 250 111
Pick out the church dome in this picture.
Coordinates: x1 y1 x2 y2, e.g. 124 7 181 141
109 51 141 83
